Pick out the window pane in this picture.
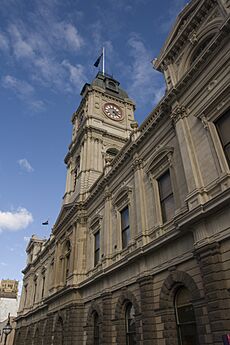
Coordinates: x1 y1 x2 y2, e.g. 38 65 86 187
161 195 175 222
179 323 198 345
95 249 100 265
175 288 198 345
122 227 130 248
216 110 230 146
126 304 136 345
94 313 99 345
158 170 172 200
177 305 196 324
95 231 100 250
225 144 230 163
121 206 129 229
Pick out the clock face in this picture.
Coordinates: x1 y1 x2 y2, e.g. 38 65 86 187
103 103 123 121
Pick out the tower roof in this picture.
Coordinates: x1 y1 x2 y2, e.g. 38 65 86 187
81 72 129 100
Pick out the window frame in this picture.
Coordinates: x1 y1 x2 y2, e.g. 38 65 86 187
125 303 136 345
174 286 198 345
94 231 100 266
90 215 103 268
112 186 133 251
215 109 230 167
157 169 175 223
147 147 175 226
120 206 130 249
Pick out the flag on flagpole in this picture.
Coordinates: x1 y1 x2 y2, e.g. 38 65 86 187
94 52 103 67
42 220 49 225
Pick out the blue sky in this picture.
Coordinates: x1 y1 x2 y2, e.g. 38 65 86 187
0 0 188 289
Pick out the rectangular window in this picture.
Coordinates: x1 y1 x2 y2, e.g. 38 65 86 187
158 170 175 223
94 231 100 266
41 275 45 298
215 110 230 166
121 206 130 249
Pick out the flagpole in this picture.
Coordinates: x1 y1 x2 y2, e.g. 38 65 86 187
102 47 105 75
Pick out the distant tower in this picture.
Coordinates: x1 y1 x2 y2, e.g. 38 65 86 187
63 72 136 204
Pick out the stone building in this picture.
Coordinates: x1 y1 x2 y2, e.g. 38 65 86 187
14 0 230 344
0 280 19 345
0 280 19 322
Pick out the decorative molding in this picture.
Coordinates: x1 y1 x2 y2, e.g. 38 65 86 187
189 30 198 45
131 158 143 172
146 146 174 178
171 104 189 124
200 114 209 129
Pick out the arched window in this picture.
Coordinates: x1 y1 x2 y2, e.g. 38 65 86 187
125 303 136 345
105 147 119 165
190 35 213 64
93 312 100 345
174 287 198 345
106 147 119 156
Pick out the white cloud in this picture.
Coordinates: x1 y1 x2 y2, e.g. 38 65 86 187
159 0 188 33
0 262 7 266
1 75 45 111
127 34 165 105
23 236 30 242
62 60 86 90
0 207 33 233
55 22 83 51
0 0 88 100
8 24 34 59
18 158 34 173
0 32 9 52
2 75 34 98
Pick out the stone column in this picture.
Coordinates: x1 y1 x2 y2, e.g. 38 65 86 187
194 243 230 345
138 276 156 345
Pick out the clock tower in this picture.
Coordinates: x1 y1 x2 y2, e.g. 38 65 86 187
63 72 136 204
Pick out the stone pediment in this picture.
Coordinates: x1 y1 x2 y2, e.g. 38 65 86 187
154 0 219 71
53 203 74 229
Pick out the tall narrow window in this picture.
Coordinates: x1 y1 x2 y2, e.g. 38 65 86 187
94 231 100 266
24 285 28 307
125 303 136 345
121 206 130 248
33 280 37 304
215 110 230 166
64 240 71 284
174 287 198 345
158 170 175 223
41 274 45 298
93 312 100 345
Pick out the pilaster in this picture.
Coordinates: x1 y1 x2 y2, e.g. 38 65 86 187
132 156 148 244
171 104 208 210
194 243 230 345
101 292 112 345
138 276 157 344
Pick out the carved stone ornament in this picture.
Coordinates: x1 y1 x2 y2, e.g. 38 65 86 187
189 31 198 45
171 105 189 124
131 158 143 171
104 187 112 200
200 114 209 129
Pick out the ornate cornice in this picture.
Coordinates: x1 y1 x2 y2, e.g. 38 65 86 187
155 0 217 70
